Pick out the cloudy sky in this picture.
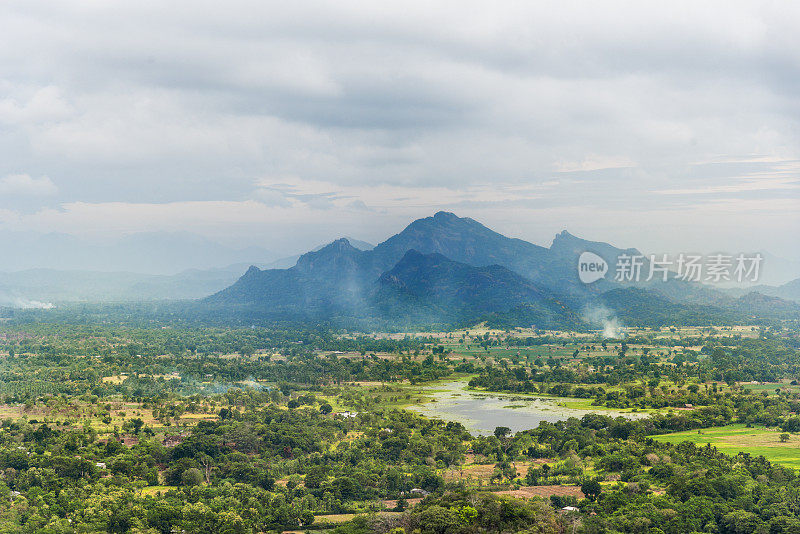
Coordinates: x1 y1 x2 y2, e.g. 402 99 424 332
1 0 799 259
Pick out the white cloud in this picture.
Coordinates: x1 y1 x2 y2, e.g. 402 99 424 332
0 174 58 196
0 86 73 125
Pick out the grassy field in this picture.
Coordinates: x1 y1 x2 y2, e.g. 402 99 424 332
653 424 800 469
739 382 800 396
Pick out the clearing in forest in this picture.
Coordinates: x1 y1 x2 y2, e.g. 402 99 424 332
653 424 800 469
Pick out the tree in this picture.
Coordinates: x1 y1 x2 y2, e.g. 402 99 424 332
581 479 602 502
416 505 461 534
320 403 333 414
182 468 204 486
393 497 408 512
304 466 329 489
131 417 144 434
494 426 511 439
720 510 762 534
780 433 790 442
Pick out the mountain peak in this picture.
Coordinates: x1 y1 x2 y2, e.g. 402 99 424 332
433 210 459 221
330 237 355 248
294 237 364 274
299 237 360 260
409 211 470 229
551 229 580 247
341 236 374 251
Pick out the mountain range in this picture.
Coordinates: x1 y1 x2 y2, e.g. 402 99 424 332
205 212 800 329
722 278 800 303
2 211 796 328
0 236 377 305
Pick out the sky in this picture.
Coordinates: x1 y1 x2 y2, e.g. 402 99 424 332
1 0 799 260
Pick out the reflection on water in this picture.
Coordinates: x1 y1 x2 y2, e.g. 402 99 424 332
408 379 648 435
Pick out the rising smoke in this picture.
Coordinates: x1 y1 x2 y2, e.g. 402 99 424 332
0 293 55 309
582 304 625 338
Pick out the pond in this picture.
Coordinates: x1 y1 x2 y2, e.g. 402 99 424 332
408 378 649 435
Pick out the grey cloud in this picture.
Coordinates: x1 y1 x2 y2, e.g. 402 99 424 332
0 0 797 260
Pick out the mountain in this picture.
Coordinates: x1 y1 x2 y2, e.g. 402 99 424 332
260 237 374 270
724 277 800 303
753 251 800 287
203 212 643 326
207 239 371 315
596 286 800 327
208 247 582 328
598 287 735 327
372 250 581 328
545 230 641 295
776 278 800 302
367 211 549 278
253 212 625 293
734 291 800 319
545 230 748 307
341 237 375 251
207 211 559 319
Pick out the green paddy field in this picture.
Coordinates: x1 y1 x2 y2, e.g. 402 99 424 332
654 424 800 470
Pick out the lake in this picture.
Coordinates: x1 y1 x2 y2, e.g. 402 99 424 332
408 378 649 435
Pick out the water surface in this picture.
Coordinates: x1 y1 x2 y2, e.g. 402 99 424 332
408 379 648 435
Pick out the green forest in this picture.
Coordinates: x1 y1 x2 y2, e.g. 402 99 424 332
1 319 800 533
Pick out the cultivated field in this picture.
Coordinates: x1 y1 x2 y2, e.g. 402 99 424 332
653 424 800 469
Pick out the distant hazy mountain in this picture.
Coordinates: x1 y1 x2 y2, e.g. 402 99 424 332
734 291 800 318
0 265 247 303
0 235 374 304
777 278 800 302
544 229 642 295
207 245 582 328
208 211 791 328
260 237 374 270
591 287 800 327
208 211 565 314
207 238 371 314
0 230 277 274
10 211 795 328
723 277 800 303
340 237 374 251
598 287 736 327
0 230 279 304
753 251 800 287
